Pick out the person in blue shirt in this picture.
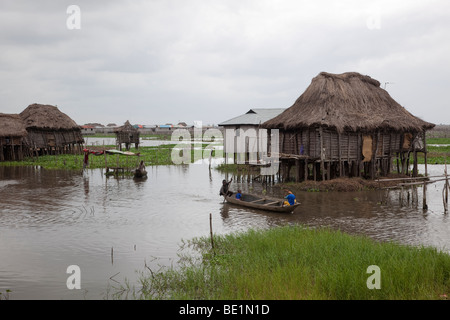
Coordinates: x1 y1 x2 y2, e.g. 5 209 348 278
236 189 242 200
284 189 296 206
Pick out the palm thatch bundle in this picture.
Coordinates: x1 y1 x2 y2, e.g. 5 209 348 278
263 72 434 133
0 113 28 138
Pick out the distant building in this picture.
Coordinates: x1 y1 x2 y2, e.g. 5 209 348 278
81 125 96 135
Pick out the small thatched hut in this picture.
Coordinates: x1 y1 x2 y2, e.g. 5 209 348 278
0 113 29 161
20 103 84 155
263 72 435 181
114 120 140 150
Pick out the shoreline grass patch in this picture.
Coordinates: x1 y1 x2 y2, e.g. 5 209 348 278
123 225 450 300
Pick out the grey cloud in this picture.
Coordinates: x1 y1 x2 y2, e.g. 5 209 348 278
0 0 449 126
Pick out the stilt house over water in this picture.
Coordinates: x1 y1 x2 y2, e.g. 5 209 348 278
20 103 84 155
0 113 28 161
114 120 140 150
262 72 435 182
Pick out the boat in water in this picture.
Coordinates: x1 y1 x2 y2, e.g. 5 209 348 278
225 193 300 213
134 168 147 178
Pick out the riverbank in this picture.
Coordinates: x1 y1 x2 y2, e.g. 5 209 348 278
115 225 450 300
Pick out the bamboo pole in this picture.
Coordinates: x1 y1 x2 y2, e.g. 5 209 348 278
375 175 445 182
398 178 450 186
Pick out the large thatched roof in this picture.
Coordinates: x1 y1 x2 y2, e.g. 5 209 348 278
20 103 80 130
0 113 28 137
263 72 435 133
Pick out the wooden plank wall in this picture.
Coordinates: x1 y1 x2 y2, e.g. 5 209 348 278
276 128 426 181
280 129 407 160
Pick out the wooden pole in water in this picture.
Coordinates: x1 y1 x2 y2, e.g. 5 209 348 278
424 131 429 177
104 141 107 170
444 160 448 213
423 182 428 211
209 213 215 255
209 148 212 171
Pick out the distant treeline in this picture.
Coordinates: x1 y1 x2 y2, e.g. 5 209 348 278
427 124 450 139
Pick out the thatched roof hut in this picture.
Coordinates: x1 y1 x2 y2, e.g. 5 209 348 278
0 113 28 161
0 113 28 138
20 103 84 154
114 120 140 150
20 103 80 130
262 72 435 181
263 72 434 133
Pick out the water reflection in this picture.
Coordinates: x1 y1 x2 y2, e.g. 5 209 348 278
0 164 449 299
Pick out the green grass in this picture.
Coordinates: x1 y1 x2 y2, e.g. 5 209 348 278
215 163 258 174
116 225 450 300
427 138 450 145
419 137 450 165
415 144 450 165
0 142 222 170
0 145 176 170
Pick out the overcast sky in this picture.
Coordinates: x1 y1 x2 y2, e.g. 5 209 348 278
1 0 449 126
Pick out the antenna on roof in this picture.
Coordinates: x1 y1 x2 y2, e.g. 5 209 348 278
383 82 394 90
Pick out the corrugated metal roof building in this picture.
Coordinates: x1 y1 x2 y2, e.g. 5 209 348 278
219 108 285 164
219 108 285 127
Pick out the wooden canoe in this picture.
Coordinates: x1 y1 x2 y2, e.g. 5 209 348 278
225 193 300 213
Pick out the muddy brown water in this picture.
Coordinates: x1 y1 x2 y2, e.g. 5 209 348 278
0 164 449 299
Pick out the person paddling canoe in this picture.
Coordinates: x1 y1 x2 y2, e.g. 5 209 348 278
220 178 233 202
